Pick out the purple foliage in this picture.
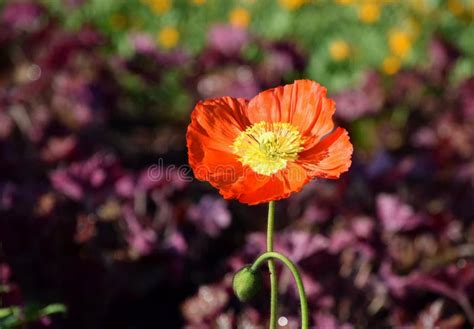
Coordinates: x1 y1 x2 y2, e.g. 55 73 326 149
1 1 44 31
207 24 249 57
187 196 231 237
334 71 384 121
376 193 423 233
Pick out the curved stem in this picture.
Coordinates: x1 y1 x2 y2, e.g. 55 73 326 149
251 251 309 329
267 201 278 329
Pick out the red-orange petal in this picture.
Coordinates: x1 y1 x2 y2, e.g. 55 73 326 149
217 169 270 201
298 127 353 179
235 162 310 205
245 80 335 147
187 97 249 188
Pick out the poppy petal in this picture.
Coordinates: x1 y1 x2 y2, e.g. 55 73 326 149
298 127 353 179
246 80 335 145
218 169 270 201
236 162 309 205
187 97 249 187
188 97 250 152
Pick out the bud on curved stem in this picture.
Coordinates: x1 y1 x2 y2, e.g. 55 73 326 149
232 265 263 302
251 251 309 329
232 202 309 328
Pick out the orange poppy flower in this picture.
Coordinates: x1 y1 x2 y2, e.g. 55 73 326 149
187 80 353 205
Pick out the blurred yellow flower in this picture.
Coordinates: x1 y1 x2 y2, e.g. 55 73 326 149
389 30 412 58
404 17 420 37
447 0 464 16
109 13 128 29
279 0 306 10
409 0 430 13
358 2 381 23
191 0 206 5
335 0 354 5
147 0 172 15
329 40 350 61
382 56 401 75
229 8 251 28
158 26 179 49
468 1 474 18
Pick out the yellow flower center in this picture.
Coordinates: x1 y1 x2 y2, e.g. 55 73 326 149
232 121 304 176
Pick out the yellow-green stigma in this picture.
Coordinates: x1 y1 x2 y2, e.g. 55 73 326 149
232 121 304 176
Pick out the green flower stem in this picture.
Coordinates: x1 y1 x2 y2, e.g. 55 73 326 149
267 201 278 329
251 251 309 329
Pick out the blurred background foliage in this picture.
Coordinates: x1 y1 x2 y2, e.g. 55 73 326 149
0 0 474 328
43 0 474 90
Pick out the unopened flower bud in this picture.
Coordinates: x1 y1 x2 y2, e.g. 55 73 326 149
232 265 262 302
